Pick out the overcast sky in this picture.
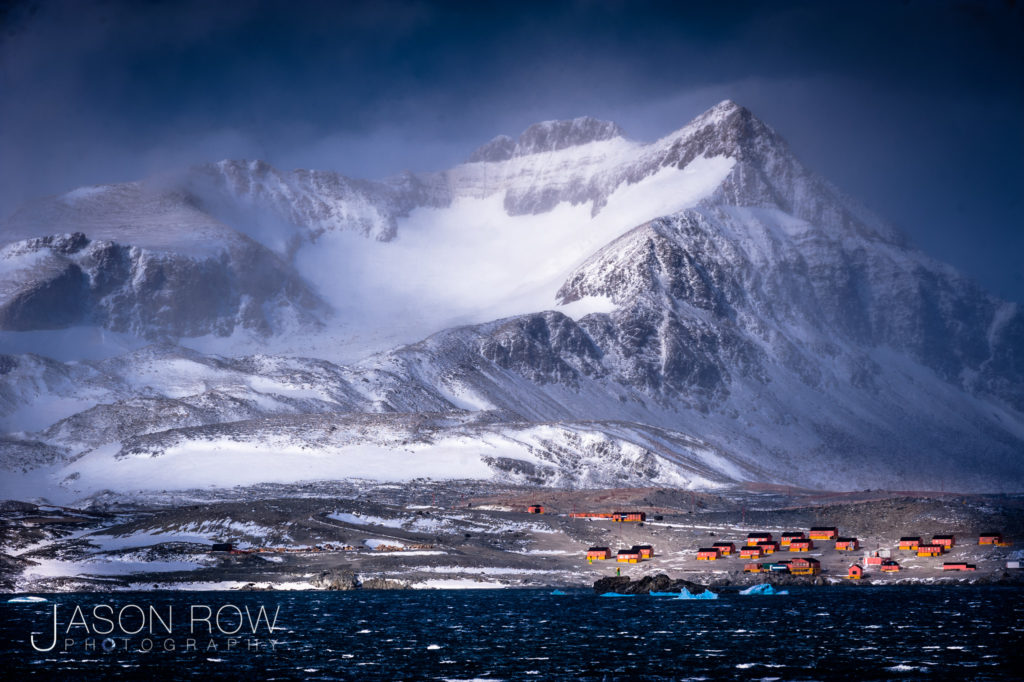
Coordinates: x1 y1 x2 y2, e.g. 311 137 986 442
1 0 1021 300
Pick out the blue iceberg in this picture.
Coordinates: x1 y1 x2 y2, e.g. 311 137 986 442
600 592 637 597
677 587 718 600
739 584 789 596
550 589 567 595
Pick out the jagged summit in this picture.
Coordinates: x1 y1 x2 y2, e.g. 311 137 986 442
468 116 625 162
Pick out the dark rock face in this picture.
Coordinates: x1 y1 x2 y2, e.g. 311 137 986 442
480 312 604 386
467 135 516 163
0 232 327 339
468 117 625 163
515 117 625 156
594 573 711 595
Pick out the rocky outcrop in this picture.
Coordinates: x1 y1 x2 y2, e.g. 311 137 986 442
0 231 327 339
309 569 408 590
594 573 713 595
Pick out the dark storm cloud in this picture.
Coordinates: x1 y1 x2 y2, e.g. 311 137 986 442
1 0 1022 299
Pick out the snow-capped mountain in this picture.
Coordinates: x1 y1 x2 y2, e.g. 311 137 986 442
1 100 1021 499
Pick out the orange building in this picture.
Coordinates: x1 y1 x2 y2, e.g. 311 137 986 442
788 557 821 575
527 504 544 514
696 548 721 561
978 533 1002 545
917 544 944 557
809 527 838 540
712 542 735 555
586 547 611 560
757 541 780 555
739 546 763 559
617 549 641 563
746 532 772 546
788 539 814 552
835 538 860 551
634 545 654 559
898 537 921 551
943 562 976 571
931 535 955 549
848 564 864 579
880 560 901 573
780 532 805 546
612 511 646 523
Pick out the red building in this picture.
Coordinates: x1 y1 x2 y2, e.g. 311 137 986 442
527 504 544 514
865 553 883 566
633 545 654 559
743 562 764 573
898 537 921 550
789 557 821 575
697 548 721 561
880 560 901 573
612 511 646 523
617 549 641 563
712 542 735 555
809 527 838 540
917 544 944 557
835 538 860 551
978 533 1002 545
848 564 864 579
788 539 814 552
569 512 614 519
586 547 611 560
942 562 976 571
739 546 763 559
932 535 955 548
746 532 773 546
757 541 780 555
780 532 805 546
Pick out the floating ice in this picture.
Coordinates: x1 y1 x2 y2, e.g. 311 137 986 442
739 584 788 596
7 596 47 603
677 587 718 600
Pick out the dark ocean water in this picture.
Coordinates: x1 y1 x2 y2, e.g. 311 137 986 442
2 585 1022 680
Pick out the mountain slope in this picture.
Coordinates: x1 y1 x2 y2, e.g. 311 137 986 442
0 100 1021 498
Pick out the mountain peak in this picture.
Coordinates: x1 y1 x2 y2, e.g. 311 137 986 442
468 116 625 163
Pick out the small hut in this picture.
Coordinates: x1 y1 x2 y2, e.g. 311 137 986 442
696 547 721 561
527 504 545 514
712 541 735 555
586 547 611 561
788 538 814 552
847 564 864 579
746 532 773 546
617 549 641 563
931 534 955 549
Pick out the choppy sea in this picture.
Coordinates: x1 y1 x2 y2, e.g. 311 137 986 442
2 585 1022 680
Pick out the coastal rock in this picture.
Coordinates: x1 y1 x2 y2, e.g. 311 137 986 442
310 569 359 590
593 573 710 595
